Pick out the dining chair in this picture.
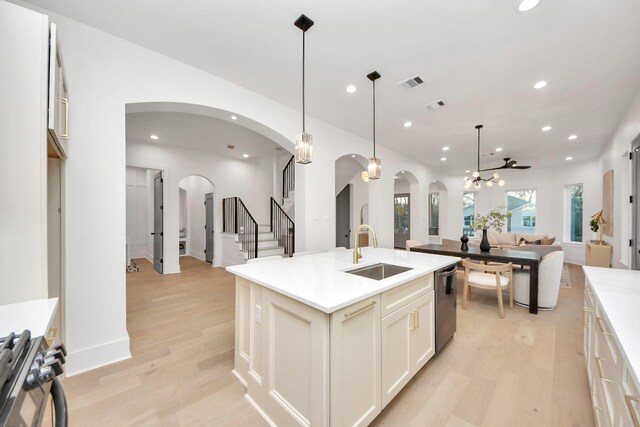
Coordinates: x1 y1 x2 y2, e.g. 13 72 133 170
405 240 423 251
462 259 513 319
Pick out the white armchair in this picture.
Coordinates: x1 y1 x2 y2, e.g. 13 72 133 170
513 251 564 310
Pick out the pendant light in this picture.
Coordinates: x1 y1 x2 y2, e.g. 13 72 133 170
367 71 382 179
294 14 314 164
463 125 505 190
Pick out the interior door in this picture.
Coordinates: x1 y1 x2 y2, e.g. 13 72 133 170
633 140 640 270
394 193 410 249
336 185 351 249
47 158 62 345
205 192 214 263
153 171 163 274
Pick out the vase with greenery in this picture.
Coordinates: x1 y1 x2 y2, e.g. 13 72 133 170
472 207 509 252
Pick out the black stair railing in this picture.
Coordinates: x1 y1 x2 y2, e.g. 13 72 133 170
282 155 295 203
270 197 295 257
222 197 259 260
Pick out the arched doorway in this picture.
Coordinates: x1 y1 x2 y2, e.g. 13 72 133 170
178 175 215 269
335 154 369 249
393 170 419 249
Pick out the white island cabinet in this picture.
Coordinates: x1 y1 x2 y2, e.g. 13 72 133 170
583 267 640 427
227 248 458 427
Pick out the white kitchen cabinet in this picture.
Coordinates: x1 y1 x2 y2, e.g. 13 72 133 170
331 296 381 427
583 269 640 427
381 291 434 408
47 23 69 159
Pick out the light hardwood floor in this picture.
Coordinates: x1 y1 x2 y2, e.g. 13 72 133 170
60 257 593 426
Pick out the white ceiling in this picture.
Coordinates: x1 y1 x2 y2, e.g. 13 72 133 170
25 0 640 172
126 112 286 160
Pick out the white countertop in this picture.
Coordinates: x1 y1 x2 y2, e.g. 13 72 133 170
226 248 459 313
583 267 640 385
0 298 58 338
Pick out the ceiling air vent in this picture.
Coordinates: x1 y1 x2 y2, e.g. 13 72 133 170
425 100 446 111
397 75 424 89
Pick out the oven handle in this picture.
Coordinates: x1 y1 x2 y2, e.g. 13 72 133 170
51 377 68 427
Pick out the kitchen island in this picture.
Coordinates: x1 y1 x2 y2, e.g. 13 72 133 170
226 248 459 427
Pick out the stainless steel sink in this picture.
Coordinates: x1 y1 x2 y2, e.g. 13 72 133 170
345 263 413 281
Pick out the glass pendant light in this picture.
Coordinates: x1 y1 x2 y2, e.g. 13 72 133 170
294 14 314 164
367 71 382 179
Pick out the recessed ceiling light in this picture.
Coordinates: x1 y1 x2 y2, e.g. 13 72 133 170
495 147 503 152
565 156 573 161
231 115 237 120
465 170 471 173
542 126 552 132
150 135 159 140
401 170 405 174
440 157 447 161
351 154 356 158
403 121 412 128
568 135 577 140
442 146 450 151
518 0 540 12
346 85 357 93
534 81 548 89
242 153 249 158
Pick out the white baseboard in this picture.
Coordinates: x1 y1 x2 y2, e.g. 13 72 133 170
189 250 205 261
244 393 277 427
66 336 131 377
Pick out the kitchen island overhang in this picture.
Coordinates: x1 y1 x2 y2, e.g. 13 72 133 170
226 248 459 426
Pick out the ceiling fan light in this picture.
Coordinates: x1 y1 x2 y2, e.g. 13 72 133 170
295 132 313 164
367 157 382 180
474 182 481 190
493 173 500 179
472 171 480 178
486 180 494 187
498 180 505 186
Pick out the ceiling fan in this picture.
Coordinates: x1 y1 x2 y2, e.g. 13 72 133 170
479 157 532 172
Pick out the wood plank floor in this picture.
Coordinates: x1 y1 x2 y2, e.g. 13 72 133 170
60 257 593 426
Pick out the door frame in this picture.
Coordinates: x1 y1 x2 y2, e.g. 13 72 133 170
153 171 164 274
205 192 214 263
336 184 352 249
632 137 640 270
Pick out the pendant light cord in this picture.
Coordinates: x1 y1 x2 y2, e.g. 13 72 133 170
477 127 480 175
302 31 306 133
373 79 376 158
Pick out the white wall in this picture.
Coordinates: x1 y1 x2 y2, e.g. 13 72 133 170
10 3 439 374
439 159 602 264
178 175 214 260
0 1 48 304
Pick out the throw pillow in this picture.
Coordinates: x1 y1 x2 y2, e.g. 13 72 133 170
540 237 556 245
518 237 542 246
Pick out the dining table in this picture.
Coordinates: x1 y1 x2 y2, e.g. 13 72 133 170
410 242 560 314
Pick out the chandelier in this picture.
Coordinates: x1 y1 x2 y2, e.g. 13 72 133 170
464 124 505 190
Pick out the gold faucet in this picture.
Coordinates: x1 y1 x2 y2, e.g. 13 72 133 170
353 224 378 264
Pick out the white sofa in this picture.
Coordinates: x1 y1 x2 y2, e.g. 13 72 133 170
470 232 560 249
512 250 565 310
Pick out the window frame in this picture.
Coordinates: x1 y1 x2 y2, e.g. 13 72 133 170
564 183 584 243
505 189 537 233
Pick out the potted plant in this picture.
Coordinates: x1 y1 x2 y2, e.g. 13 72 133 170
472 207 509 252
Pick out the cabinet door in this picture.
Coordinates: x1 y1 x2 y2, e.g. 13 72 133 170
47 23 69 158
331 296 381 427
410 292 435 373
381 301 413 408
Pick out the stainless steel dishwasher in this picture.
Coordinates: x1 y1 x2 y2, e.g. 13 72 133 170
435 263 457 353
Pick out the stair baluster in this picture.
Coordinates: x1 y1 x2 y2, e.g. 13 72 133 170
270 197 295 257
222 197 259 260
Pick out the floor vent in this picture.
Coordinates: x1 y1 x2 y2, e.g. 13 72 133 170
425 100 446 111
398 76 424 89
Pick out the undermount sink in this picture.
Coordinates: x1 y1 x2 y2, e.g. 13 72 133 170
346 263 413 281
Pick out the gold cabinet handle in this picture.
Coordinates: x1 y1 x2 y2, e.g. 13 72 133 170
414 310 419 329
61 97 69 140
596 316 613 336
625 395 640 427
46 327 57 347
409 312 416 331
344 300 376 319
595 357 613 383
583 307 592 312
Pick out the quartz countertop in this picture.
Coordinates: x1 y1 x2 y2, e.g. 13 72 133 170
0 298 58 338
583 266 640 385
226 247 459 313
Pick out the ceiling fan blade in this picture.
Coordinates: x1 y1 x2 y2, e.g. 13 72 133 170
477 166 506 172
511 165 531 169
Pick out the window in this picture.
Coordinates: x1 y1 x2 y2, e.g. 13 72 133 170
463 192 475 236
567 184 583 242
429 193 439 236
506 190 536 233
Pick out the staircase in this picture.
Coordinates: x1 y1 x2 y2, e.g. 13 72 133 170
282 155 295 220
222 197 287 263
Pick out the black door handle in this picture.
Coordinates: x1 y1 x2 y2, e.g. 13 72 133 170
151 232 156 235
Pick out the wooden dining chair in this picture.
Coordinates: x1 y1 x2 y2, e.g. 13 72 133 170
461 259 513 319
